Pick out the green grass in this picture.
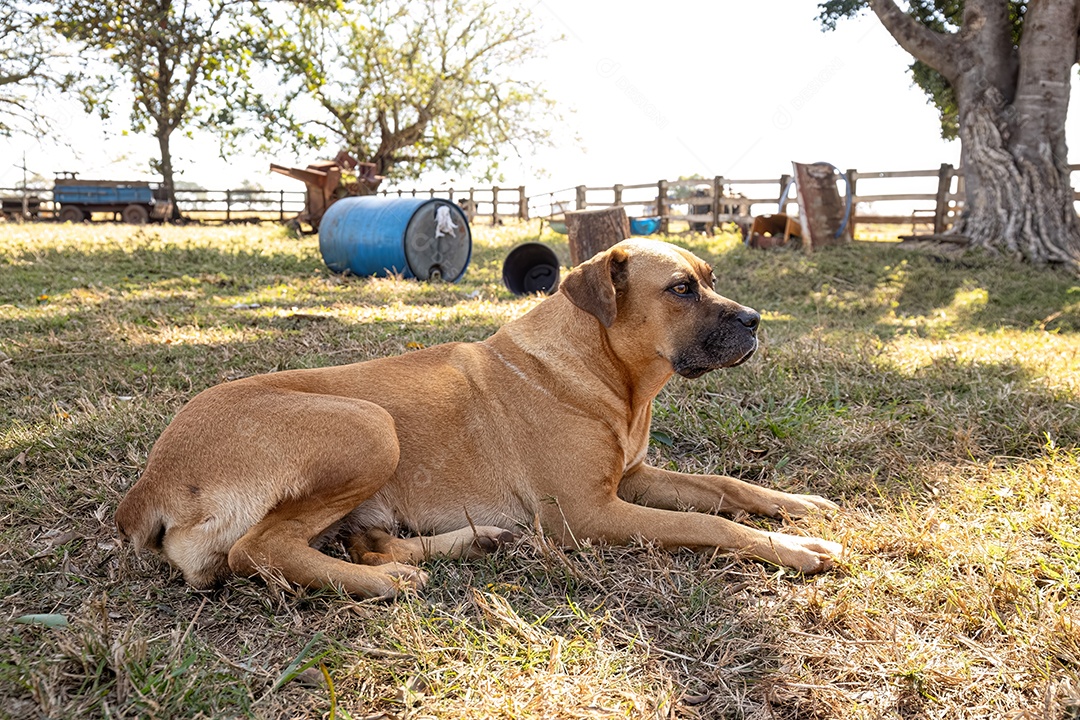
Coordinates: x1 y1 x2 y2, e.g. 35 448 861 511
2 221 1079 718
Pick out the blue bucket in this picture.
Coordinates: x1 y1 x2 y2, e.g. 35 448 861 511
629 217 660 235
319 196 472 281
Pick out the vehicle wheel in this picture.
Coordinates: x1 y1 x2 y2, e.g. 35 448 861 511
58 206 85 223
122 204 149 225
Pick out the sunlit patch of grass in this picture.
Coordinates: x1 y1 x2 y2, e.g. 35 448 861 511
884 329 1080 396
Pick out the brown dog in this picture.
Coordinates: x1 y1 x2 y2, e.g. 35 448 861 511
116 238 841 597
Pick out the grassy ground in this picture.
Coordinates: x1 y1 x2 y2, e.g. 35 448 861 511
1 220 1079 719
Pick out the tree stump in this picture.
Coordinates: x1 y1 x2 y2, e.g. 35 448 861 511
565 207 630 265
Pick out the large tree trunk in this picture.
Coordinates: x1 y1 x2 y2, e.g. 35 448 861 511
870 0 1080 268
954 86 1080 265
951 0 1080 265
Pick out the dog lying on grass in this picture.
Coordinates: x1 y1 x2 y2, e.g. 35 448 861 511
117 238 841 597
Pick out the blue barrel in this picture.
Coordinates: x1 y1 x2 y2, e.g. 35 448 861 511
318 196 472 281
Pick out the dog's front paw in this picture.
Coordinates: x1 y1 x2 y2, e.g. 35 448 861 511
376 562 430 596
761 532 843 574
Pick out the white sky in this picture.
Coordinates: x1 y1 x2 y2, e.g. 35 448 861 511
3 0 1080 198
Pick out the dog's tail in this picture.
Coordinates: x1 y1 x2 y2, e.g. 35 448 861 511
115 481 167 553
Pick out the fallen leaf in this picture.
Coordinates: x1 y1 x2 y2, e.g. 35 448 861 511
293 667 325 688
682 692 710 706
268 632 327 693
14 613 68 627
396 674 429 705
40 529 78 548
649 430 674 447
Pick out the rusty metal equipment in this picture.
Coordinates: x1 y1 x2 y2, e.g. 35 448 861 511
746 213 801 249
270 151 383 231
745 161 852 251
792 162 853 250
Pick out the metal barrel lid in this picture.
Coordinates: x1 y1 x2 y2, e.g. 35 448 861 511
403 200 472 281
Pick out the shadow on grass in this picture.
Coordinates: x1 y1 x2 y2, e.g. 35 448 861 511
0 238 322 303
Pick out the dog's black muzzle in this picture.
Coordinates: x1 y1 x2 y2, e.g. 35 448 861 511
672 304 760 379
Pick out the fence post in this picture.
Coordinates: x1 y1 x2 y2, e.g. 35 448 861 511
279 189 285 222
518 186 527 220
657 179 669 234
613 184 623 207
934 163 954 234
225 189 232 223
711 175 723 233
492 186 500 225
778 174 791 214
575 185 587 210
448 187 455 202
845 168 857 238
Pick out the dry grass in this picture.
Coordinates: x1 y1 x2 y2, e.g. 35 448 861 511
2 221 1079 719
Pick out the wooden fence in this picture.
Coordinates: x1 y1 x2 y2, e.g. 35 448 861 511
375 185 527 225
174 189 307 221
5 164 1080 231
382 166 975 234
526 165 968 236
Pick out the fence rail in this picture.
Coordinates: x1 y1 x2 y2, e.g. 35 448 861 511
4 163 1080 233
374 185 527 225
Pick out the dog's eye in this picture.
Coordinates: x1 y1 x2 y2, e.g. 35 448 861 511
669 283 693 297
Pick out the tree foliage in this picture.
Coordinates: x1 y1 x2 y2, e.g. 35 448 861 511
52 0 264 207
258 0 557 182
0 0 73 136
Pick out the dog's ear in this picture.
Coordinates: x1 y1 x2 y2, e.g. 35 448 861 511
560 245 630 328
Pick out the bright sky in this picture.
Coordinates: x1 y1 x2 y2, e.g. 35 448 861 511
4 1 1080 198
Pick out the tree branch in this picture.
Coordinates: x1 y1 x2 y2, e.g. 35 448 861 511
869 0 959 81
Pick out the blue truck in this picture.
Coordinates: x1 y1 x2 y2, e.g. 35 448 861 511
52 172 174 224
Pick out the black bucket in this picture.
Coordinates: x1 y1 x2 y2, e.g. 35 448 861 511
502 243 561 295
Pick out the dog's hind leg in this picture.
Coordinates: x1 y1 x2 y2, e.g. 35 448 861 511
216 393 426 598
346 526 515 566
228 495 429 598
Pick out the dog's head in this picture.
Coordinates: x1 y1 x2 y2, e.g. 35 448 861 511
559 239 760 379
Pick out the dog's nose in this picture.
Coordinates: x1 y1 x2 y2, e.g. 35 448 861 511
737 308 760 330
